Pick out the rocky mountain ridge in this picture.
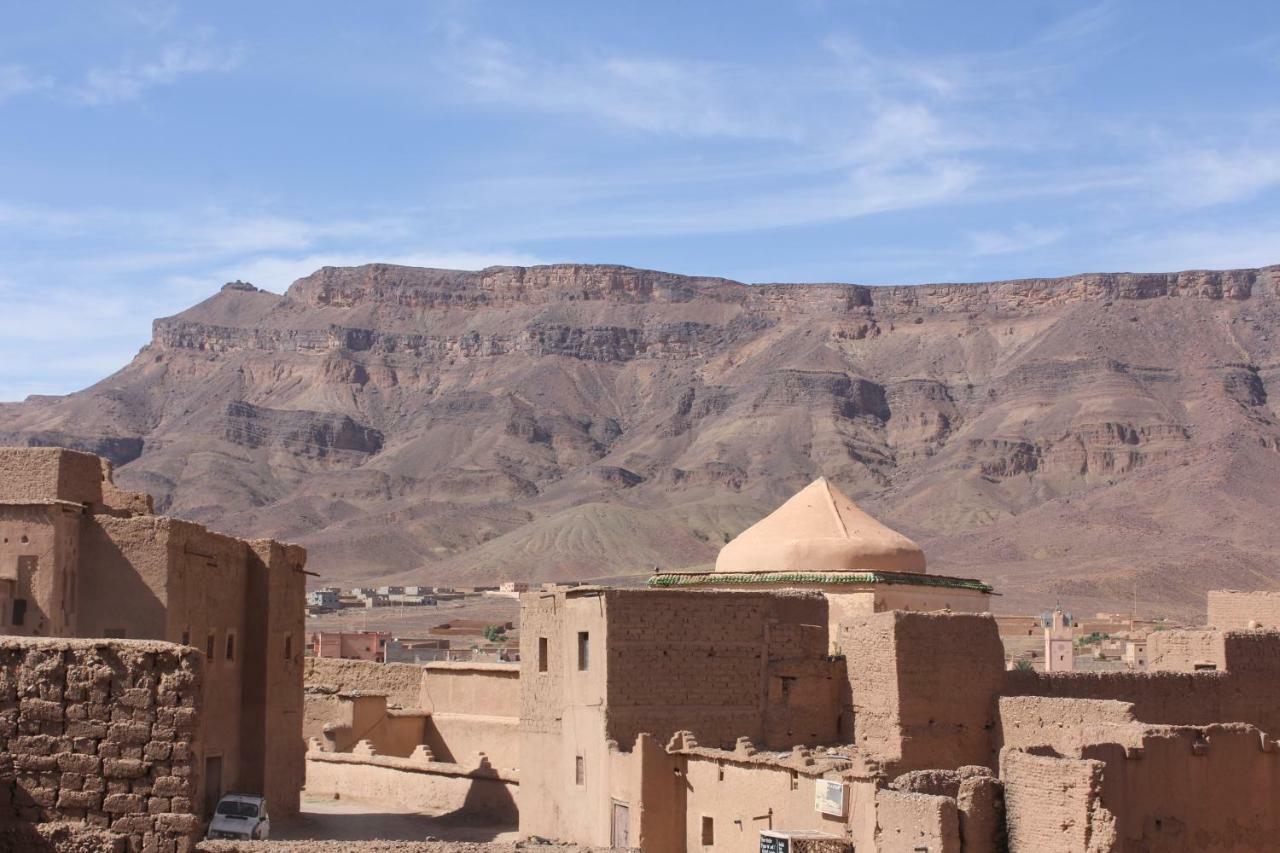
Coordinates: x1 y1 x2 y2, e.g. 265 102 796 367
4 262 1280 616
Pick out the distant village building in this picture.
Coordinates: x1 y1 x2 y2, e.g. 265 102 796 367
0 447 306 818
1042 608 1075 672
307 588 341 609
1124 638 1148 670
310 630 389 662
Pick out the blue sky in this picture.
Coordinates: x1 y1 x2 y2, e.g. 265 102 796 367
2 1 1279 400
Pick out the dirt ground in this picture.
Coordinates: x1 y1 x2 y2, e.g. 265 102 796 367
196 795 625 851
306 596 520 638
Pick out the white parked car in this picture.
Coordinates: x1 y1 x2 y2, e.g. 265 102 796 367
206 793 270 841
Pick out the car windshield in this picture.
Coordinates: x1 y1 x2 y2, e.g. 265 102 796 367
216 800 260 818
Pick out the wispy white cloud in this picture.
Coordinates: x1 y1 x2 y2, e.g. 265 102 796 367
1152 145 1280 208
77 43 241 105
0 64 52 104
1097 220 1280 273
967 224 1067 256
449 36 798 141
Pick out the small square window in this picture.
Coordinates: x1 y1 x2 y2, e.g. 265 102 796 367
575 755 584 786
577 631 589 671
701 816 714 846
538 637 549 673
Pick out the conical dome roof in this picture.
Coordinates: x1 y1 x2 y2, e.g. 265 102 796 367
715 477 926 574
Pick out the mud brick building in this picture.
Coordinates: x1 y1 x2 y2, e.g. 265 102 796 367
0 447 306 827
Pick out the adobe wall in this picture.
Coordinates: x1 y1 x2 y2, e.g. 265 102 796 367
0 504 80 638
425 714 519 773
1084 725 1280 852
601 589 833 750
317 694 428 760
1000 750 1114 853
839 612 1005 773
304 752 517 824
998 696 1139 757
518 590 611 844
303 657 425 742
241 539 306 818
1146 629 1226 672
0 448 102 507
678 753 859 853
159 520 250 810
1003 636 1280 735
874 789 960 853
420 662 519 717
419 662 520 771
888 767 1003 853
516 591 568 842
0 637 205 852
1002 714 1280 853
76 516 171 642
1207 589 1280 629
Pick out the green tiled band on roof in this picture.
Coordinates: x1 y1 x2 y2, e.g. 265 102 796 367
646 571 993 593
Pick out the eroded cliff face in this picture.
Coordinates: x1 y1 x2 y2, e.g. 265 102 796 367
3 262 1280 614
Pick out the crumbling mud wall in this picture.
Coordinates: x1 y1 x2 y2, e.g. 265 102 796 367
998 696 1140 755
1085 724 1280 852
0 637 204 853
888 767 1003 853
839 612 1005 773
1003 632 1280 736
874 788 960 853
1000 750 1114 853
1002 719 1280 853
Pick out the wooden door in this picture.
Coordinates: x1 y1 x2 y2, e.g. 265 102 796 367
204 755 223 817
611 801 630 848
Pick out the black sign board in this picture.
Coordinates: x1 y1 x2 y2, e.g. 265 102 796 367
759 834 790 853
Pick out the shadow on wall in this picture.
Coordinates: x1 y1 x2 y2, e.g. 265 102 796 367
77 522 167 638
458 774 518 825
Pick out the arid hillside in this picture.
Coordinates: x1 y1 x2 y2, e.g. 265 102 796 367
4 262 1280 616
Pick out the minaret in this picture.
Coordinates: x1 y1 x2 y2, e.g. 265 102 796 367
1043 608 1075 672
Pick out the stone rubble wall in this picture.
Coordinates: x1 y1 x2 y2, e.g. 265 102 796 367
0 638 204 853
